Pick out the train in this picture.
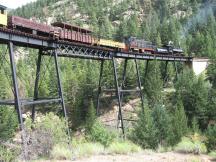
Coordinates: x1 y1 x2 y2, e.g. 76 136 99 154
0 5 183 55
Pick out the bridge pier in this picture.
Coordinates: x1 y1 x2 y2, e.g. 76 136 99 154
8 41 27 159
96 57 145 136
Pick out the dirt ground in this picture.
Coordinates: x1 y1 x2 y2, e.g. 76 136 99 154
38 152 215 162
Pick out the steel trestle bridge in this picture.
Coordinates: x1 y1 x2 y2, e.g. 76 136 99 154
0 28 193 158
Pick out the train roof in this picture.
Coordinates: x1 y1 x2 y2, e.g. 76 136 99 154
52 22 92 33
0 5 7 10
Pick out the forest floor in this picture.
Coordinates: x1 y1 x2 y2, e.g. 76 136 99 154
35 152 215 162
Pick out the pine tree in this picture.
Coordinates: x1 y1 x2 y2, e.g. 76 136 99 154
152 103 171 145
168 98 188 146
0 68 18 140
144 61 163 107
85 99 96 132
131 107 158 149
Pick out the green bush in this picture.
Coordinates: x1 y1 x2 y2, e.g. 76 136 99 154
88 121 115 148
24 112 69 160
205 124 216 151
108 141 142 154
26 112 68 144
174 136 207 154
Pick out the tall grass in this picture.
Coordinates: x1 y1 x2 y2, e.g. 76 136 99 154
108 141 142 154
50 139 142 160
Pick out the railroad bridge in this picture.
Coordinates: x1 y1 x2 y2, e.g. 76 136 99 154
0 28 193 156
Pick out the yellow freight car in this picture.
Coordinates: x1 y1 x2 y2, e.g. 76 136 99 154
96 38 125 49
0 5 7 26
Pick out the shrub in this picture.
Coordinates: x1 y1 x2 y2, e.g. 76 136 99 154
108 141 142 154
33 112 68 144
24 127 54 160
174 136 207 154
205 124 216 151
88 121 115 148
23 112 69 160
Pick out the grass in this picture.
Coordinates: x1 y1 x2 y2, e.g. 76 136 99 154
174 137 207 154
49 139 142 160
208 151 216 158
74 142 104 158
107 140 142 154
50 144 72 160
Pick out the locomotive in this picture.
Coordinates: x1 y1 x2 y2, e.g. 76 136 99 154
0 5 183 55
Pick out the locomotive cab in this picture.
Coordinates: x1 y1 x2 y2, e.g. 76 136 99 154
0 5 7 26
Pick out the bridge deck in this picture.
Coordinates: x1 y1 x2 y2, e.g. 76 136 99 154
0 29 193 62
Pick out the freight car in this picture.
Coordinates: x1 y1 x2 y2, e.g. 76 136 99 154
8 16 60 39
52 22 94 44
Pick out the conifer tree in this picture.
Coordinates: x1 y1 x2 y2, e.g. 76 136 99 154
152 104 171 145
131 107 158 149
85 99 96 132
168 98 188 146
144 61 163 107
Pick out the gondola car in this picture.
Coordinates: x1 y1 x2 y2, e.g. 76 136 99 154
51 22 94 44
0 5 7 26
8 16 59 39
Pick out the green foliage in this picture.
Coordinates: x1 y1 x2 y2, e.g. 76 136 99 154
88 121 115 148
131 107 158 149
205 124 216 151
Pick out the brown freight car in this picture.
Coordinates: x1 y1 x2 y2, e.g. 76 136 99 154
8 16 59 39
52 22 94 44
